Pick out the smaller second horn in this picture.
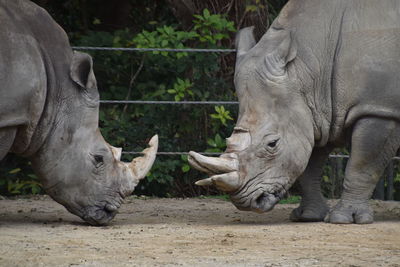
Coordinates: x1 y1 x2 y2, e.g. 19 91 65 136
195 171 241 192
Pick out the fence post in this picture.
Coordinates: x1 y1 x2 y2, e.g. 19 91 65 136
386 161 394 200
373 177 385 200
335 157 344 198
330 158 336 199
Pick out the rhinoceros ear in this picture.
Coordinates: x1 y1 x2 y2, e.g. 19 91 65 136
264 32 297 78
70 51 97 91
235 26 256 65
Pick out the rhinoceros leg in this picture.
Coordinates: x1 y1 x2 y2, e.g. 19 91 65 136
326 118 400 224
290 146 332 222
0 127 16 161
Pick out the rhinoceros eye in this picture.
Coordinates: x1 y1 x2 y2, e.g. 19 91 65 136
94 155 103 163
92 154 104 168
264 136 280 153
256 135 280 158
267 139 278 148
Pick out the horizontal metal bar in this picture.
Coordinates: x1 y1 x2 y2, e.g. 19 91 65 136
329 155 400 160
328 155 349 158
122 152 400 160
100 100 239 105
72 46 236 53
122 151 221 156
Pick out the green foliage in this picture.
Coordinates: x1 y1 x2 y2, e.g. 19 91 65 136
167 78 193 101
245 0 267 13
0 159 43 196
206 134 226 153
180 155 191 173
132 26 197 58
210 105 234 126
278 195 301 204
193 9 236 44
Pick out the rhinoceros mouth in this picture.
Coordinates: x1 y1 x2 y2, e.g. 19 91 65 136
81 203 120 225
230 179 288 213
251 190 286 213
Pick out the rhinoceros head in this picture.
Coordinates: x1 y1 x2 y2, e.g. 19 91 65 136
189 27 314 213
31 51 158 225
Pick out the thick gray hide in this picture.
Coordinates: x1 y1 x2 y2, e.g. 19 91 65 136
0 0 158 225
189 0 400 224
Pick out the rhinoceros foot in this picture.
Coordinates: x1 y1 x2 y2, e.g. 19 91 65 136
290 200 329 222
324 200 374 224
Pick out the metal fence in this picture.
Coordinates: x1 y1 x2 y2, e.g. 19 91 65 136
74 46 397 200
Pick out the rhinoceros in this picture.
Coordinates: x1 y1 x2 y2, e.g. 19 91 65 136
0 0 158 225
189 0 400 224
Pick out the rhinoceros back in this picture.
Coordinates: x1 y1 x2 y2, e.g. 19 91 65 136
0 0 73 155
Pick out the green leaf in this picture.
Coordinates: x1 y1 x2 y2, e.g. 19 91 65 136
176 78 184 85
225 113 233 120
205 148 222 153
203 8 210 18
245 5 258 12
193 14 204 20
92 18 101 25
161 40 168 47
31 186 40 195
207 139 216 147
181 164 190 173
9 168 21 174
221 117 227 125
215 134 222 144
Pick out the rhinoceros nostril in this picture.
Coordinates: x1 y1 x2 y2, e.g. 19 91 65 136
252 192 280 213
255 193 268 207
104 203 119 213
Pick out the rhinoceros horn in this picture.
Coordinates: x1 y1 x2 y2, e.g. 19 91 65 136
128 135 158 180
188 151 240 192
235 26 256 66
114 135 158 197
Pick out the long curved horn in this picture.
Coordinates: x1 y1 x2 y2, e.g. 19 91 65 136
188 151 238 174
129 135 158 180
195 171 240 192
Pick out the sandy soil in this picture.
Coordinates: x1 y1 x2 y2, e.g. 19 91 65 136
0 196 399 267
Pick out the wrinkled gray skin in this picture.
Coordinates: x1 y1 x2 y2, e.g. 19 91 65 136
0 0 158 225
189 0 400 224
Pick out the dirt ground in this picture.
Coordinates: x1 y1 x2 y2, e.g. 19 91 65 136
0 196 399 267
